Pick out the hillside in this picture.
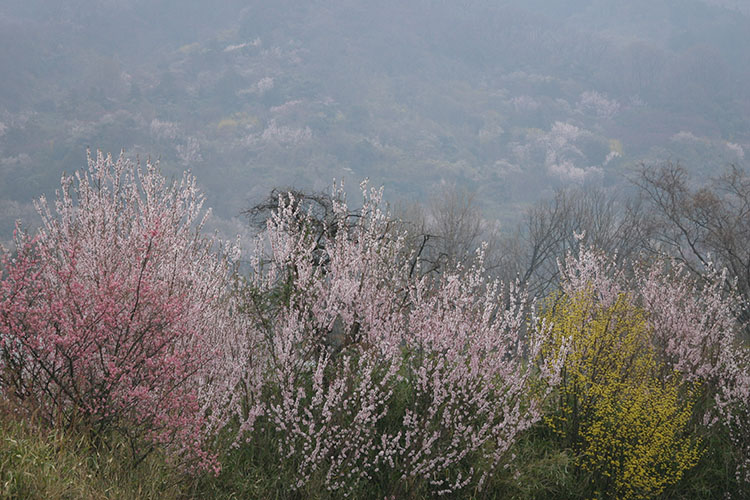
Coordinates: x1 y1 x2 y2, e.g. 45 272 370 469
1 0 748 239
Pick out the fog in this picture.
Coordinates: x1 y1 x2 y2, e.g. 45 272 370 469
1 0 748 243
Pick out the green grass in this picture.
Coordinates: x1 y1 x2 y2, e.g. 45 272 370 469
0 404 188 500
2 401 746 499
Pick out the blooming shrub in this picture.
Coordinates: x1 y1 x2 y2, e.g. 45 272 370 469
549 241 750 493
636 264 750 487
716 330 750 485
0 151 238 472
220 183 564 496
542 289 700 499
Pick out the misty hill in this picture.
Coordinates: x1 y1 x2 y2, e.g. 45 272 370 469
1 0 748 238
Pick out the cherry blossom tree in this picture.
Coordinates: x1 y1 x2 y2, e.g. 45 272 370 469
0 151 238 473
220 182 563 496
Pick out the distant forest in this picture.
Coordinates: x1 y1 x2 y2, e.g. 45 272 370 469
1 0 749 244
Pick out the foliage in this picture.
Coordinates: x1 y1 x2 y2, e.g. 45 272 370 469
0 151 238 472
636 253 750 486
715 335 750 485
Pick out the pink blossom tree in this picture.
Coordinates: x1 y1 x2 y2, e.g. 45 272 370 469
634 255 748 486
0 151 238 472
219 182 563 496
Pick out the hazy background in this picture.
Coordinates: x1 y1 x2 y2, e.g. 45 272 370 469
1 0 748 245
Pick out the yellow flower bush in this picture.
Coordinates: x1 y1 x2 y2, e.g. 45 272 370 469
542 289 700 499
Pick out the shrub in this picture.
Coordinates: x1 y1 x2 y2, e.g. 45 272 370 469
542 289 700 498
545 240 749 496
638 263 750 486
